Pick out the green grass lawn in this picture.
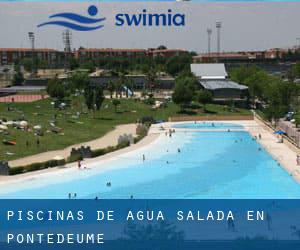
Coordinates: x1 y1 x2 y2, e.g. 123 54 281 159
0 97 251 161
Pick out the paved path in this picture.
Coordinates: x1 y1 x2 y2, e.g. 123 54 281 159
9 124 137 167
0 95 48 103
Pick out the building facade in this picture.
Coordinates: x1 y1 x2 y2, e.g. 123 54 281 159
0 48 64 66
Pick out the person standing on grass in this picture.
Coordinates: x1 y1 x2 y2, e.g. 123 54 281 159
36 138 40 147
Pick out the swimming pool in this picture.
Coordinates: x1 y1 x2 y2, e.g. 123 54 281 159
1 122 300 199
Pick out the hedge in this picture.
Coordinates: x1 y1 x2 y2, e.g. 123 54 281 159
67 154 83 163
10 128 148 175
9 159 66 175
91 141 130 158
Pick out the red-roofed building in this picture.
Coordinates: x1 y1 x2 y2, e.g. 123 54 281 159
75 48 147 62
148 49 188 58
193 51 265 63
75 48 189 62
0 48 64 65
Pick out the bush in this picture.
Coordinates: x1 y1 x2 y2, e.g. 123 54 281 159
91 140 130 158
134 134 145 144
116 140 130 149
139 116 155 124
10 159 66 175
143 97 155 105
67 154 83 163
134 124 149 143
91 148 106 158
9 166 25 175
10 131 145 175
136 124 148 136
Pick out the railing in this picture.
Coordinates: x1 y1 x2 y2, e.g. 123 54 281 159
254 112 300 151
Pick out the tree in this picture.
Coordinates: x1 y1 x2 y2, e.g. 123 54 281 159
46 77 67 100
12 69 24 86
157 45 167 50
112 99 121 113
172 76 196 111
166 55 192 76
107 81 115 99
116 72 127 98
290 62 300 80
146 68 157 92
69 58 80 70
81 60 95 73
84 85 105 118
69 72 89 91
197 90 213 112
21 58 33 72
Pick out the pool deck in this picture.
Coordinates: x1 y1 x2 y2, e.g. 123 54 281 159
1 119 300 187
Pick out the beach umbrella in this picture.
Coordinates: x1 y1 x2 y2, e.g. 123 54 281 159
20 121 28 128
0 124 8 130
274 130 285 135
33 125 42 130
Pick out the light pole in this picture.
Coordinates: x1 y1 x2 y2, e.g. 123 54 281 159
28 32 36 75
216 21 222 60
207 28 212 56
62 29 72 71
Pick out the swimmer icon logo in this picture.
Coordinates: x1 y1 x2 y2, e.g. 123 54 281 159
37 5 106 31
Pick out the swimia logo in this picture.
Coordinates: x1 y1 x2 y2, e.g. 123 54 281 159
37 5 106 31
37 5 185 31
115 9 185 27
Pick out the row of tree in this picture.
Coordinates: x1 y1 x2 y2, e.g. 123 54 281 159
230 65 300 121
46 72 105 117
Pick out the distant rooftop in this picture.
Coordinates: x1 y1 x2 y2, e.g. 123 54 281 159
0 48 58 52
190 63 228 79
199 80 248 90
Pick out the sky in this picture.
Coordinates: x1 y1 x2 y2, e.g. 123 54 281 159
0 2 299 53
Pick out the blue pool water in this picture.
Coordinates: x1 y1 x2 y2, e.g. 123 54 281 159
1 122 300 199
2 0 300 2
173 122 243 129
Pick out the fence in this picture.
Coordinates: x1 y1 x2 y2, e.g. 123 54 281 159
277 119 300 148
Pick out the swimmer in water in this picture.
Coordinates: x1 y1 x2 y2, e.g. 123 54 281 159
178 148 181 153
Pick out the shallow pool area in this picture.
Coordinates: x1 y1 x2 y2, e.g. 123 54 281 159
172 121 244 130
1 122 300 199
